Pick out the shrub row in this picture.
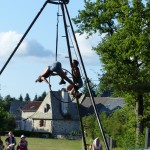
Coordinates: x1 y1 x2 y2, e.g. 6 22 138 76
0 130 52 138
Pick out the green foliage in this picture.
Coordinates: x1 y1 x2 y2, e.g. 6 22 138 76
81 78 97 97
35 91 47 101
0 92 47 131
73 0 150 94
24 93 31 101
0 106 16 131
83 115 96 139
73 0 150 145
82 95 146 148
18 95 23 101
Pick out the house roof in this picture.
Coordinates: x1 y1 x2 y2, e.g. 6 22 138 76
9 101 29 119
80 97 124 116
22 101 42 112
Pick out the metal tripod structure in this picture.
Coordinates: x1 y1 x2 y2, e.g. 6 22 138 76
0 1 109 150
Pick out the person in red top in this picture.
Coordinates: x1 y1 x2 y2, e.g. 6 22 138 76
17 135 28 150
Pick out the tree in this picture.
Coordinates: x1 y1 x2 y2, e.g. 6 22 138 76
3 95 17 111
36 91 47 101
18 95 23 101
81 78 97 96
41 91 47 100
0 106 16 130
33 94 38 101
73 0 150 146
24 93 31 101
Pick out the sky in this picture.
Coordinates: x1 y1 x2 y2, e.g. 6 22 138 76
0 0 102 100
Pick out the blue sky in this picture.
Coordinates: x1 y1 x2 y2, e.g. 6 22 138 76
0 0 102 100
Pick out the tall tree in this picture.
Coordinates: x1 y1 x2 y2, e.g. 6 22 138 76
81 78 97 96
33 94 38 101
18 95 23 101
36 91 47 101
73 0 150 146
24 93 31 101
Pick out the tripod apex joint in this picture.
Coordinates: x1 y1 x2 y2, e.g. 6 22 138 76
47 0 69 4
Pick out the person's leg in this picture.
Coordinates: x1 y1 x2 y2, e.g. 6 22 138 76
59 71 67 85
41 67 50 77
67 84 74 94
66 84 73 91
58 71 76 86
35 67 50 82
59 78 66 85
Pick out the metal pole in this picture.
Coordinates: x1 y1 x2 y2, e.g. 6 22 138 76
64 4 110 150
61 3 87 150
60 3 72 66
76 98 88 150
0 1 48 75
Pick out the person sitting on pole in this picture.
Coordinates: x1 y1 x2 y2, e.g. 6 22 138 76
67 59 83 97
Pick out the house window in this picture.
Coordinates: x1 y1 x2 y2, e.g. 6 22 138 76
39 120 45 127
44 104 50 113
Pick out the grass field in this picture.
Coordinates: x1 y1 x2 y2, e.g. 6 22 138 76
1 136 82 150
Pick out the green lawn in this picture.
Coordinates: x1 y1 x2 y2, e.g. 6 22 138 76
1 136 82 150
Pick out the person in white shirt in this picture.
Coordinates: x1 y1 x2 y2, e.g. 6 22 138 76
92 137 102 150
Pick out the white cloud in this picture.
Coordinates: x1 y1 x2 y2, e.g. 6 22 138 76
0 31 22 57
74 33 101 64
0 31 101 66
0 31 54 59
75 33 97 56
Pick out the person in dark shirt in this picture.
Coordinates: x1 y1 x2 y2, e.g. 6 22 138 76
67 59 83 98
5 131 16 150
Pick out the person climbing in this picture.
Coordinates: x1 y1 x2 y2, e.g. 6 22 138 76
67 59 83 98
35 61 81 98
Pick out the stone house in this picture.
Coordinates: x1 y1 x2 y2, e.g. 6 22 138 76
21 89 82 136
